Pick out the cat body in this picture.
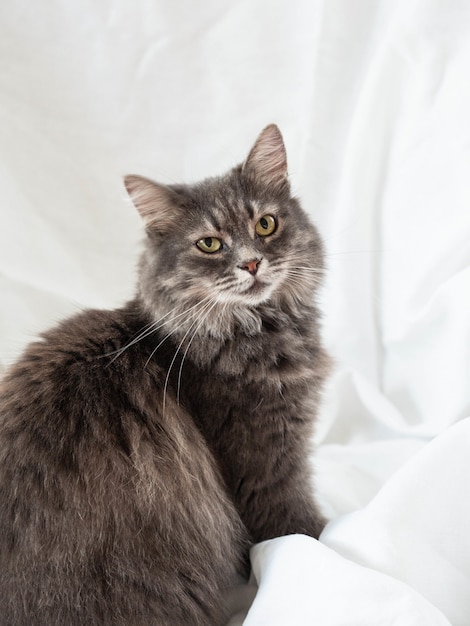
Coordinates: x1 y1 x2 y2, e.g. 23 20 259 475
0 305 246 625
0 126 330 625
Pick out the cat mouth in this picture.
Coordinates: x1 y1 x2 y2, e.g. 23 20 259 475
242 278 277 303
223 276 276 305
244 278 267 294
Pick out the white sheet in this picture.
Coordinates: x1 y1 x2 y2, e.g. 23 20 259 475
1 0 470 624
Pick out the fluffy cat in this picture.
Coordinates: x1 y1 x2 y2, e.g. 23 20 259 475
0 125 330 625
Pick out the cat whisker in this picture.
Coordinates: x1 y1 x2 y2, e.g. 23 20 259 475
145 325 186 370
285 267 324 277
143 297 213 369
277 252 325 267
284 276 308 290
105 296 213 364
286 269 324 280
101 319 160 362
325 249 380 258
285 276 323 292
175 299 221 406
282 260 325 272
163 298 218 413
288 267 325 273
284 271 323 298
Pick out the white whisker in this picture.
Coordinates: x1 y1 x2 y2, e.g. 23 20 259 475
104 303 207 363
101 319 159 362
288 267 325 273
143 297 213 369
163 299 218 413
175 299 220 406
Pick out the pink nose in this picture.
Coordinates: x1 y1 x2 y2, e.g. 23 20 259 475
239 258 261 276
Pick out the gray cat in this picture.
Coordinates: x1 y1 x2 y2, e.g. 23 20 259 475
0 125 330 625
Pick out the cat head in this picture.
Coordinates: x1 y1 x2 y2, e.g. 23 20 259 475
125 125 324 336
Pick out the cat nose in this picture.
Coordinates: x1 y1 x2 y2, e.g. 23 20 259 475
239 258 262 276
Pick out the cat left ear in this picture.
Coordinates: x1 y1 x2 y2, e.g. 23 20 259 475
124 175 181 232
242 124 289 191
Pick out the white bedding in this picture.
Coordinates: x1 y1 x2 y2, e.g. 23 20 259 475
1 1 469 624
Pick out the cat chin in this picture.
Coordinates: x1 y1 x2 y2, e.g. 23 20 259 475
216 284 276 308
217 273 284 306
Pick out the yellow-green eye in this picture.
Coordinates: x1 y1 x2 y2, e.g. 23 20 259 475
255 214 277 237
196 237 222 253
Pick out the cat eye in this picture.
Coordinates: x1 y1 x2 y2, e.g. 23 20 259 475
196 237 222 253
255 214 277 237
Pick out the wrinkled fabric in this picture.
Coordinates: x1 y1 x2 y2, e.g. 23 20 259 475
1 1 469 624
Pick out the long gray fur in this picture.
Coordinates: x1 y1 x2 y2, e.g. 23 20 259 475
0 125 331 625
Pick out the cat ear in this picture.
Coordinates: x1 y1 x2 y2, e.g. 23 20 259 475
124 175 181 232
243 124 289 191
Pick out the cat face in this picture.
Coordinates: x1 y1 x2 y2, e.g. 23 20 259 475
189 203 287 307
125 126 324 332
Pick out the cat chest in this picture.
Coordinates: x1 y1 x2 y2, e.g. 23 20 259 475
162 330 317 431
179 357 312 431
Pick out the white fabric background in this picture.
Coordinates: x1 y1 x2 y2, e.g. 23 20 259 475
1 1 469 624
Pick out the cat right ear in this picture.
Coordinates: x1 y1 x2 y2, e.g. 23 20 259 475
124 175 180 232
242 124 289 192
